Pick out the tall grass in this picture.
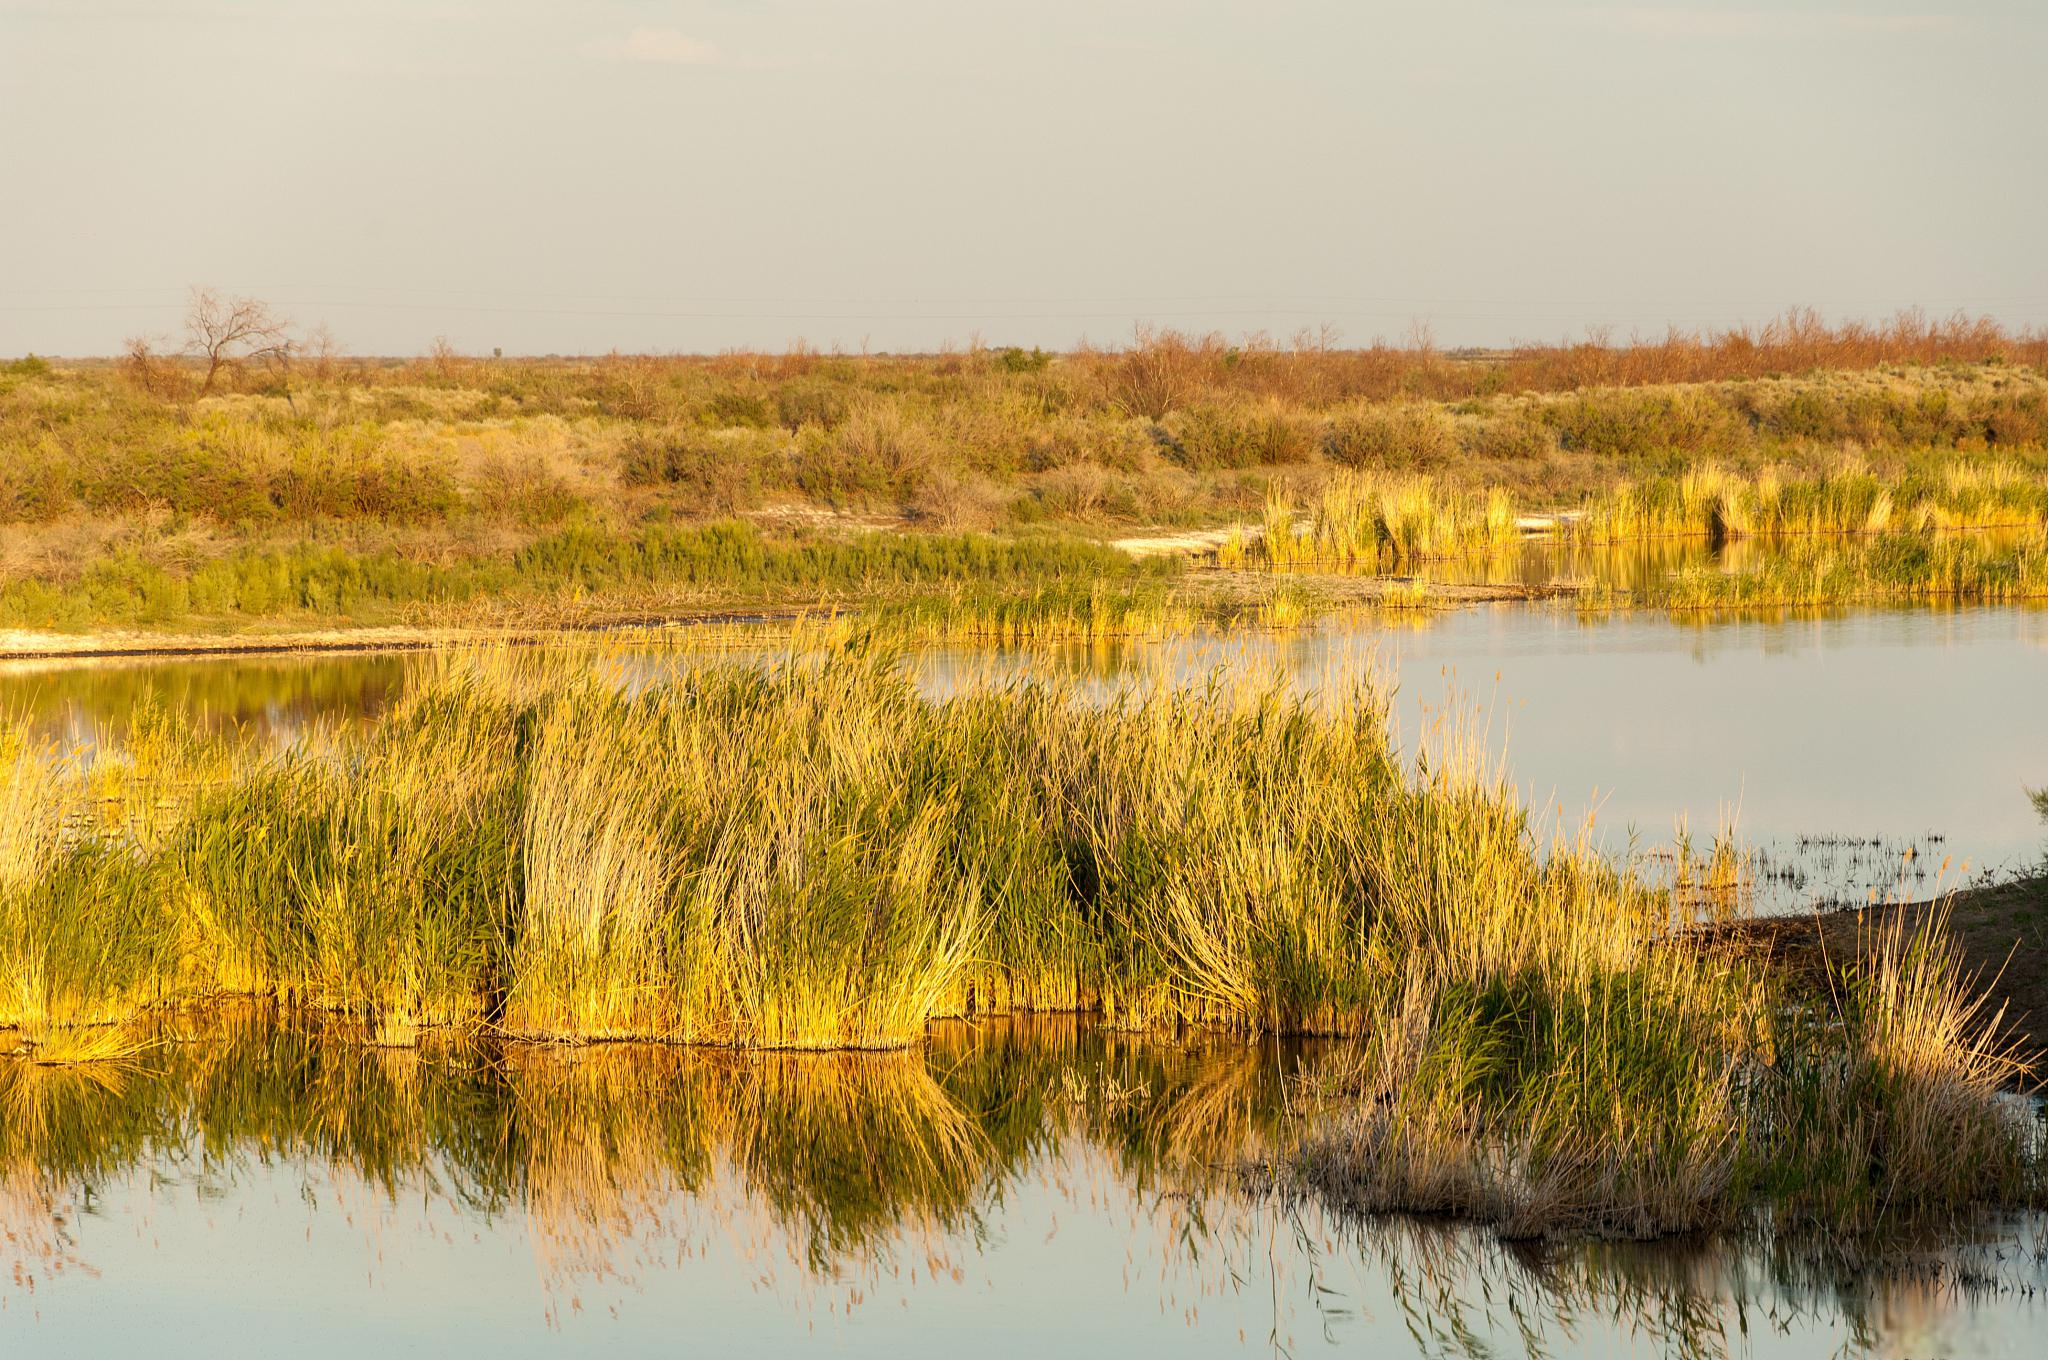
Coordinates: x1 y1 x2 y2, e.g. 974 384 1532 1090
0 644 2035 1232
0 521 1159 631
1226 474 1519 569
1223 464 2048 574
1573 460 2048 543
0 645 1669 1046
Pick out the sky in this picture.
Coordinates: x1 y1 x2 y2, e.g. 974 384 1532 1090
2 0 2045 356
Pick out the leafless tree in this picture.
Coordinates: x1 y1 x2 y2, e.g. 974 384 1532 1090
427 335 463 379
122 334 184 399
303 322 344 382
185 287 293 397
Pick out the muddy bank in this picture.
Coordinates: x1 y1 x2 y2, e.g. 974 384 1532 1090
0 609 819 661
0 576 1572 662
1704 874 2048 1083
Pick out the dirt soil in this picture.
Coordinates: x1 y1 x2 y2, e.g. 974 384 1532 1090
1704 875 2048 1086
0 608 816 661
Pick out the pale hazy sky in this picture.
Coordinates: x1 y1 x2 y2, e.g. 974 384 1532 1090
3 1 2045 356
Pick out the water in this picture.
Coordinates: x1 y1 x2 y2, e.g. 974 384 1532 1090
1099 602 2048 908
8 602 2042 907
3 601 2047 1352
2 1012 2042 1358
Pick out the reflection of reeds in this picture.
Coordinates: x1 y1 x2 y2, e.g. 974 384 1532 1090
1648 527 2048 609
0 1003 2037 1350
0 1013 1029 1291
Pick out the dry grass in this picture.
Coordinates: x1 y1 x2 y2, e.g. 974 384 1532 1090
7 316 2048 632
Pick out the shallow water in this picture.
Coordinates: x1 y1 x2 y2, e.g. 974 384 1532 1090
968 602 2048 910
2 1013 2042 1358
9 601 2040 908
4 603 2047 1353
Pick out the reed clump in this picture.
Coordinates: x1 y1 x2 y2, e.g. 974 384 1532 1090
1285 896 2036 1239
0 646 2034 1236
1230 473 1519 569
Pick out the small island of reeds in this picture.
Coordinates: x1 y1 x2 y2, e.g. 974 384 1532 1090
1 641 2035 1239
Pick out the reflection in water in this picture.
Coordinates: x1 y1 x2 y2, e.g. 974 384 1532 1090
1415 536 1725 593
0 653 407 746
1 1013 2042 1356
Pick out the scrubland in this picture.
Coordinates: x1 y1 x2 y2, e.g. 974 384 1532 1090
6 312 2048 631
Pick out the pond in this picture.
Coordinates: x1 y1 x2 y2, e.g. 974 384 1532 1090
2 1010 2042 1358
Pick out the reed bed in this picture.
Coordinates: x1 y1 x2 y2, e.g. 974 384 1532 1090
0 643 2034 1234
1573 461 2048 544
0 643 1692 1048
1225 464 2048 572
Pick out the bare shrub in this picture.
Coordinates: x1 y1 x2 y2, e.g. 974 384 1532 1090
1322 402 1460 469
1097 326 1225 420
121 336 188 400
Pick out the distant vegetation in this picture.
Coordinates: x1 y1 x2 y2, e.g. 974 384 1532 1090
1225 465 2048 609
0 520 1158 631
5 306 2048 631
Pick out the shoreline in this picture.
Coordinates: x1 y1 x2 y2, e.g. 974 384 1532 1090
0 576 1567 663
1703 873 2048 1086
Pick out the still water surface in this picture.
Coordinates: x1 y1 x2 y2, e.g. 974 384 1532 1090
2 1012 2043 1358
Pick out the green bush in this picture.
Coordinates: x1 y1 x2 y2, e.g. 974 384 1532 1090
1546 389 1750 460
992 347 1052 374
1459 413 1558 461
701 389 775 428
0 441 72 520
